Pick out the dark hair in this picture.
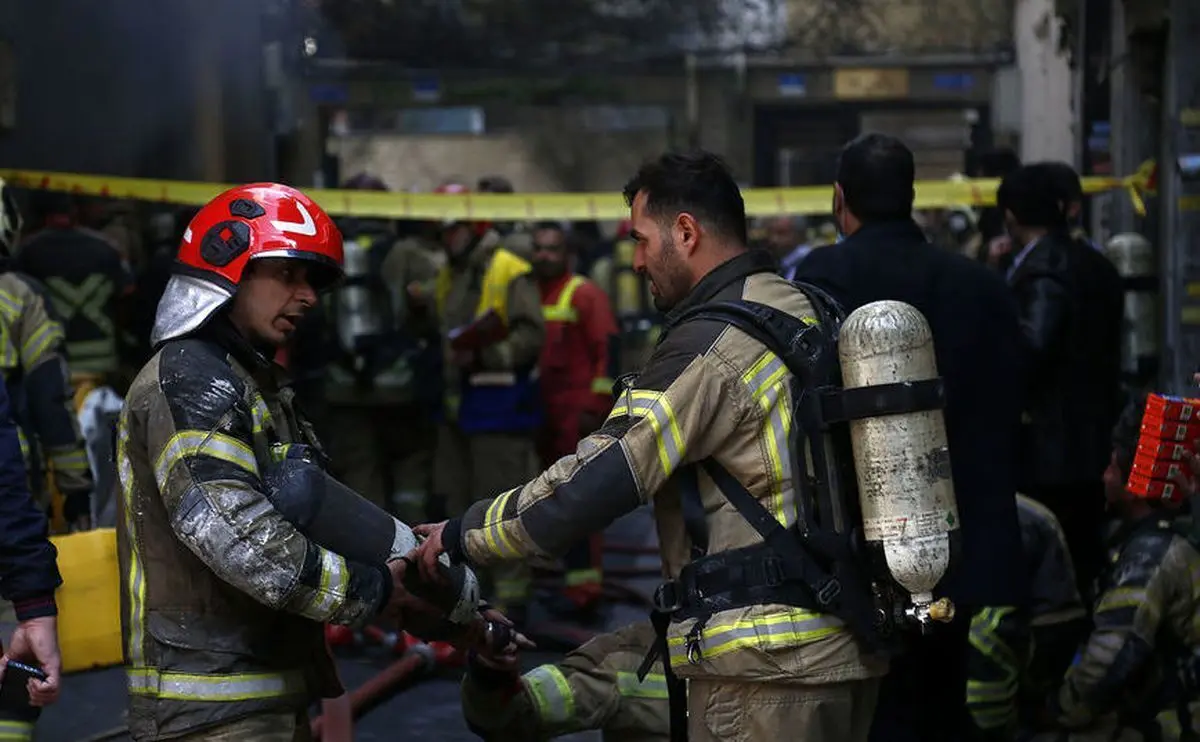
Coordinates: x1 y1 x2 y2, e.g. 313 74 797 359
996 164 1070 230
1041 161 1084 205
531 220 566 233
835 133 916 223
622 150 747 245
1112 391 1149 480
976 147 1021 178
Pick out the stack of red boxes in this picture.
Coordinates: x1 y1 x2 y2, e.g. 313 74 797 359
1127 393 1200 503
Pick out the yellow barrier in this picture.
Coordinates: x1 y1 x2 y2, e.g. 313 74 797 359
50 528 123 673
0 164 1157 219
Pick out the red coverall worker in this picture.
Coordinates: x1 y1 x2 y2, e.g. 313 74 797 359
532 223 618 609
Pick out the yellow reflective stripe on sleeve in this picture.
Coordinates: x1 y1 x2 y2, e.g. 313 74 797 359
966 677 1018 704
523 665 575 725
590 376 614 395
617 671 668 699
21 319 63 369
153 430 259 491
968 701 1016 730
1098 585 1148 612
117 416 147 667
667 609 843 667
0 290 21 324
250 394 273 434
969 608 1020 673
127 667 305 701
564 568 602 587
0 720 32 741
481 487 522 558
306 548 350 622
608 390 684 475
741 352 794 526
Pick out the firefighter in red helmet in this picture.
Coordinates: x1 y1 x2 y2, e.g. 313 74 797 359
117 184 440 741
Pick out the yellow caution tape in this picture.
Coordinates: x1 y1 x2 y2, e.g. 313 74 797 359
0 165 1156 220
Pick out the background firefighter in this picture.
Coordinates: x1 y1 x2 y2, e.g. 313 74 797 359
303 173 441 523
530 221 618 617
117 183 444 741
412 182 545 618
0 177 94 533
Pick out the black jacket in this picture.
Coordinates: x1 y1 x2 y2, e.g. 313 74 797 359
0 379 61 620
1008 231 1124 489
797 220 1026 609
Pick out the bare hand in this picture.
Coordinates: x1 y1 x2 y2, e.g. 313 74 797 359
383 558 446 626
1 616 61 707
986 235 1012 266
411 522 449 584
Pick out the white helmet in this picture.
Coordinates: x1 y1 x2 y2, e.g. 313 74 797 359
0 177 22 257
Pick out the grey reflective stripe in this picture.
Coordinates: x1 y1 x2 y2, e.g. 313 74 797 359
625 390 684 475
127 668 305 701
743 354 786 398
617 671 668 699
523 665 575 725
0 719 32 741
154 430 259 491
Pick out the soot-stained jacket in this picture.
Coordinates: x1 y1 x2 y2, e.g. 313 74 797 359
116 319 392 741
443 249 886 684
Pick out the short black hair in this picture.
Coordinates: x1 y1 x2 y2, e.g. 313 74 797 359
976 147 1021 178
622 150 748 245
531 220 566 233
996 163 1070 230
835 133 916 223
1041 161 1084 205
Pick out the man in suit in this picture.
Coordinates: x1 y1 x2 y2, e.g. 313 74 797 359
996 163 1124 601
797 133 1028 742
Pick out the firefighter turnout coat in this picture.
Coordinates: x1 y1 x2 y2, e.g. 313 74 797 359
116 320 393 740
442 250 886 684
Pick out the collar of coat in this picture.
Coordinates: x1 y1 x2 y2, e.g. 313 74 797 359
665 248 778 323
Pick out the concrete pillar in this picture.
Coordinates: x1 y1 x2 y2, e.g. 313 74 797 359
1159 0 1200 391
1014 0 1075 162
188 0 225 182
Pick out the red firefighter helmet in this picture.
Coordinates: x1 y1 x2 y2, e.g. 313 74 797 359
152 182 344 346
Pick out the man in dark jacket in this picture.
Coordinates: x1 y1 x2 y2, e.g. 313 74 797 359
996 163 1124 600
0 378 63 740
796 133 1028 742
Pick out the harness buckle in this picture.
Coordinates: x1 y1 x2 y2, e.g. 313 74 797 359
653 580 683 613
816 577 842 607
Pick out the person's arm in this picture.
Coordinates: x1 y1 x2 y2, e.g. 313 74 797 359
577 280 619 421
478 273 545 371
143 351 392 627
442 317 749 568
462 622 667 741
1010 261 1070 372
1051 535 1175 728
0 380 60 620
13 284 92 515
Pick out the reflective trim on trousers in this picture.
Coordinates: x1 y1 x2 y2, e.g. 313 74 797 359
127 667 305 702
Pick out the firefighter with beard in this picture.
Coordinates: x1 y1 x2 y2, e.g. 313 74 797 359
117 183 446 741
319 173 439 520
414 152 886 742
530 221 618 618
0 179 93 533
1030 395 1200 740
408 182 544 617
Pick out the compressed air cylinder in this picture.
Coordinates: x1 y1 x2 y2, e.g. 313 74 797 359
264 445 480 626
1104 233 1157 380
837 301 959 612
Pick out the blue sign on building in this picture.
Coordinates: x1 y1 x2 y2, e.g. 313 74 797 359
778 73 807 97
412 77 442 103
933 73 976 91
